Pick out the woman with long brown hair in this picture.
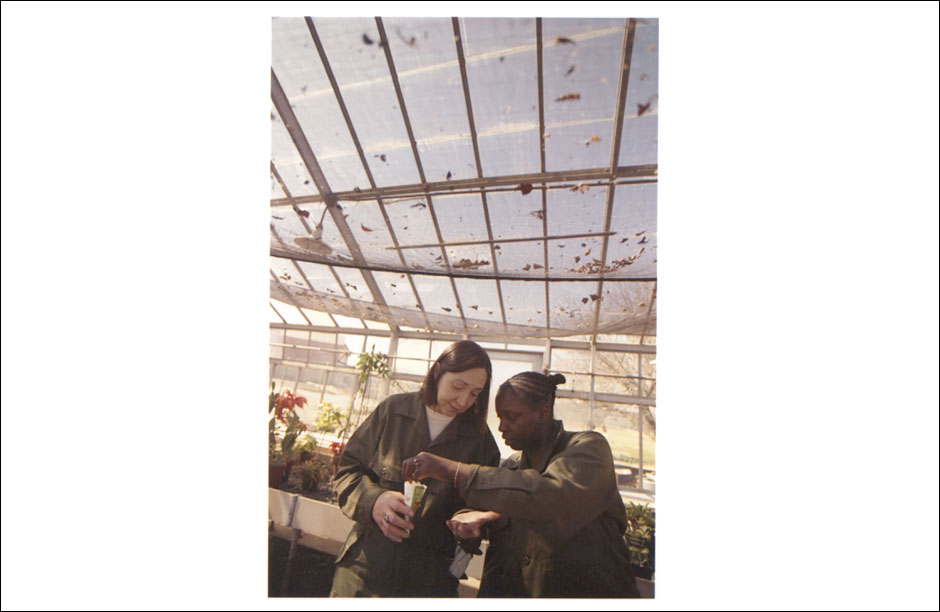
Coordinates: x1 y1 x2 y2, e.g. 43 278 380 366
330 340 500 597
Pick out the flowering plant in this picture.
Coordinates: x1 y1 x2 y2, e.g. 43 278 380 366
269 384 309 466
329 441 346 456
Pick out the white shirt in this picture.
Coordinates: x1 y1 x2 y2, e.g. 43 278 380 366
425 406 456 441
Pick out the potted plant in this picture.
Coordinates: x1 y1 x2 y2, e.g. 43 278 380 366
624 502 655 580
269 384 309 488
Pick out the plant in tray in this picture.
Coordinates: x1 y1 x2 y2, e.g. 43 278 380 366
624 502 655 580
269 383 310 486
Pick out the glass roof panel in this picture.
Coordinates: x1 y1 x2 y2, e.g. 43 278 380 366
311 17 422 188
463 21 541 177
487 190 545 241
548 281 602 334
330 267 372 303
270 261 308 291
299 307 336 327
453 278 505 325
271 108 318 199
606 183 657 278
271 17 371 193
371 271 418 309
388 17 477 183
500 280 547 328
542 19 625 173
271 298 309 325
546 185 608 235
294 261 344 296
434 193 491 243
619 20 658 166
412 274 460 316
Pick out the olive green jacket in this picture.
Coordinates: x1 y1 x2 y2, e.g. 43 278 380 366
460 420 639 598
331 392 500 596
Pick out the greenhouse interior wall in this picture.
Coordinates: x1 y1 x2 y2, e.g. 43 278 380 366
269 317 656 498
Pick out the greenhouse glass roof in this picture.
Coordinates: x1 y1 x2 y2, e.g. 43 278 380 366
270 16 658 339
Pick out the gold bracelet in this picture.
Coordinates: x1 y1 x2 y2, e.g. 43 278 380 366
454 461 461 489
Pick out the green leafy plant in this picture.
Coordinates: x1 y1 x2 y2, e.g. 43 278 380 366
269 385 309 466
624 502 655 577
338 347 392 442
315 401 345 433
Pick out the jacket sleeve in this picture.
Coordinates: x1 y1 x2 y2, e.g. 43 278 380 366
459 431 615 538
332 399 389 525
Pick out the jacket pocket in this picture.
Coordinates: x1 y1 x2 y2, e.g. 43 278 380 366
372 459 403 488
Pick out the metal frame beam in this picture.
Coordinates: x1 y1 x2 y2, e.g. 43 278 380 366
375 17 468 334
271 165 658 207
270 248 656 282
591 19 637 336
271 68 396 328
305 17 429 333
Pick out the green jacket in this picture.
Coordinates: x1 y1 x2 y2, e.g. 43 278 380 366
460 420 640 598
331 392 500 597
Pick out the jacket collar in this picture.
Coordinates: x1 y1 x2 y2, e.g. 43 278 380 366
392 391 479 449
520 419 567 472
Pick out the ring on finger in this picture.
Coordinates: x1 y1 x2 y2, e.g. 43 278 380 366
384 513 391 524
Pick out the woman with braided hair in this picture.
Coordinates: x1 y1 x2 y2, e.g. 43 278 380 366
402 371 640 598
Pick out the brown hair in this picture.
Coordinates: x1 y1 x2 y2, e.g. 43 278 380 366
420 340 492 432
495 371 566 414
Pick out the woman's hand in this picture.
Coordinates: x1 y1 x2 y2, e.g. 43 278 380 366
401 451 455 482
446 510 502 540
371 490 415 543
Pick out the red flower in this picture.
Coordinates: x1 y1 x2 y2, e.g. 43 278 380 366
329 442 346 456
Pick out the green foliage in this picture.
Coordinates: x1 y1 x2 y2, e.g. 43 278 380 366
624 502 655 572
315 402 345 433
356 348 391 385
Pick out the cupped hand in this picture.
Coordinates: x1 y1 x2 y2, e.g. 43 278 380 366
446 510 502 540
372 490 415 543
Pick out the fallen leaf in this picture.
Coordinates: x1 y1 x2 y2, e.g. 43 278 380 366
362 33 374 45
360 224 374 232
523 264 531 271
400 274 405 278
556 92 581 102
410 202 426 209
637 102 652 116
639 236 649 244
556 36 576 45
346 283 357 291
374 154 387 162
396 28 417 47
636 231 645 236
390 283 397 288
446 171 452 180
272 215 283 220
297 210 310 218
442 307 452 312
565 65 575 77
584 249 591 256
575 256 581 263
304 179 310 185
581 297 589 304
494 245 501 250
519 182 533 195
533 264 543 270
620 237 629 243
470 305 478 310
590 294 601 302
530 209 544 220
